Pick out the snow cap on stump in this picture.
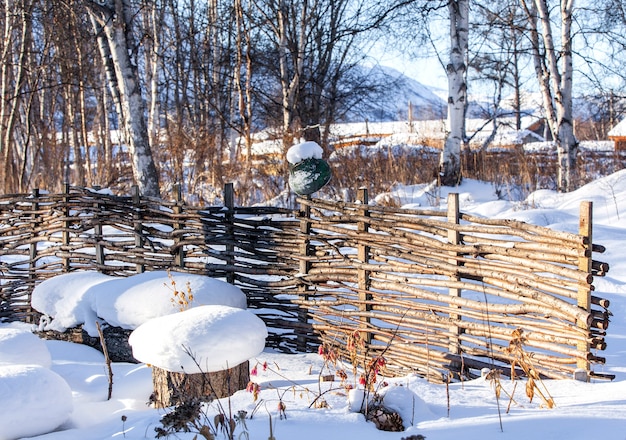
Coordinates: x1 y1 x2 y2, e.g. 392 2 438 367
128 305 267 374
92 271 248 331
287 141 331 195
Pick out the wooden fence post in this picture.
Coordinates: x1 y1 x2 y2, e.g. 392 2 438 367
132 185 145 274
224 183 235 284
173 184 184 269
62 183 71 272
29 188 40 274
93 187 105 269
577 201 593 377
28 189 40 323
447 193 462 356
297 195 312 352
357 188 372 344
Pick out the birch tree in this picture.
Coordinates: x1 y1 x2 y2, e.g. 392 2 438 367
85 0 161 198
0 0 37 191
439 0 469 187
519 0 577 192
234 0 254 162
472 1 530 132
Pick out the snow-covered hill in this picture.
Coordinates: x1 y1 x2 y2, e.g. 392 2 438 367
345 65 447 122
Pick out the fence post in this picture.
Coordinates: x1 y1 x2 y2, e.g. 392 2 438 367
27 189 40 323
577 201 593 377
297 195 312 352
62 183 70 272
173 184 184 269
132 185 145 274
447 193 462 356
224 183 235 284
29 188 40 273
93 186 105 269
357 188 372 344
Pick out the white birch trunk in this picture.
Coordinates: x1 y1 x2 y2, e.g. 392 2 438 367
209 0 224 188
145 4 162 153
523 0 578 192
557 0 577 191
1 2 33 191
277 0 306 150
235 0 253 164
0 2 12 165
439 0 468 187
86 0 160 198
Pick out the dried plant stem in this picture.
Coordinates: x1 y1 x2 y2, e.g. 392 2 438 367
96 321 113 400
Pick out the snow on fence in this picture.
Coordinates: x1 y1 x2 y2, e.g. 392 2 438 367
0 184 611 383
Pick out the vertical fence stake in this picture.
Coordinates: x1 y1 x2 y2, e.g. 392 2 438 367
357 188 372 345
173 184 184 269
297 195 312 352
62 183 71 272
93 186 105 270
224 183 235 284
29 189 40 273
447 193 462 358
132 185 145 274
577 201 593 378
27 189 40 323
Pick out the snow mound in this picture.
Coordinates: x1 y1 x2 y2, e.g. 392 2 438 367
129 305 267 373
0 364 73 440
377 384 434 428
91 270 247 331
0 327 51 368
31 270 247 336
31 271 113 333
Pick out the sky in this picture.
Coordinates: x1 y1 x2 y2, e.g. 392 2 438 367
1 161 626 439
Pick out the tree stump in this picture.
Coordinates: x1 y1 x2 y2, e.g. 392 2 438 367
150 361 250 408
37 326 136 363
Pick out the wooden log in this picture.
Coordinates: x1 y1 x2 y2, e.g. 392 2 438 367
357 188 372 343
151 361 250 408
577 201 593 373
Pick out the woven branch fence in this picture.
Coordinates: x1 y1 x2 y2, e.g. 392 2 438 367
0 184 611 382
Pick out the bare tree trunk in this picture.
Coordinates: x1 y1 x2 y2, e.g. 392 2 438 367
79 79 92 187
208 0 225 189
0 1 34 192
235 0 253 165
144 2 162 153
86 0 161 198
276 0 306 150
521 0 578 192
64 85 86 186
557 0 577 191
439 0 468 187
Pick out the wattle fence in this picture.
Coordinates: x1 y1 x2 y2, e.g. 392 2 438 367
0 184 612 382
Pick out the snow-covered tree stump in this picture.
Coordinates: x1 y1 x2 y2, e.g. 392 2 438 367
151 361 250 408
129 305 267 409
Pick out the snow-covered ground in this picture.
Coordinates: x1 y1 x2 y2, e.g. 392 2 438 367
2 169 626 440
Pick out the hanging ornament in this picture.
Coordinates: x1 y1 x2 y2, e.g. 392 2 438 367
287 141 331 195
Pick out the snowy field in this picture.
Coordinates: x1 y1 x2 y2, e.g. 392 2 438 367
2 169 626 440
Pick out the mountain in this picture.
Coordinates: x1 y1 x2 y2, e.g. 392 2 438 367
344 65 447 122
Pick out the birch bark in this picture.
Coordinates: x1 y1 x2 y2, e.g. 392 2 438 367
439 0 468 187
0 1 33 191
86 0 160 198
521 0 578 192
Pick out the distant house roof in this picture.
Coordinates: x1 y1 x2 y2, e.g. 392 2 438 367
608 118 626 138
